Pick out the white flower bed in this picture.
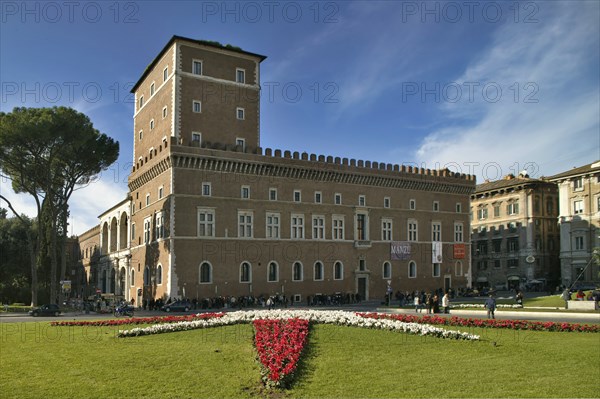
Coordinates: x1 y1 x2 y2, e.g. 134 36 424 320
117 309 480 341
450 304 523 309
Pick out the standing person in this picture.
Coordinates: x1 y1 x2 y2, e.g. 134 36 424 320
442 292 450 314
485 294 497 319
426 293 433 314
560 288 571 308
414 295 421 313
516 291 524 306
432 294 440 314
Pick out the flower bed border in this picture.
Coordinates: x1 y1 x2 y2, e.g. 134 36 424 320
357 312 600 333
115 309 480 340
50 313 223 327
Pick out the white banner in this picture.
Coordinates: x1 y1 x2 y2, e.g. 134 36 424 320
432 242 442 264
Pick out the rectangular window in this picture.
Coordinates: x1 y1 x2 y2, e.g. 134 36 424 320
155 212 165 240
241 186 250 199
381 219 392 241
314 192 322 204
573 177 583 191
162 106 167 118
433 201 439 212
269 188 277 201
158 186 163 199
150 82 155 96
454 223 463 242
236 107 245 120
138 95 144 110
332 216 344 240
192 132 201 143
293 190 301 203
193 60 202 75
575 236 584 250
358 195 366 207
432 222 441 242
238 212 253 238
597 196 600 212
384 197 390 208
456 203 462 213
143 218 151 244
507 259 518 268
493 204 500 217
202 182 211 196
312 216 325 240
193 101 202 113
197 209 215 237
145 194 150 207
432 263 441 277
507 202 519 215
236 138 246 151
492 239 502 253
131 223 136 241
150 119 154 130
356 213 368 240
266 213 280 239
573 200 583 214
478 207 488 220
409 199 416 210
408 220 418 241
163 67 168 82
507 237 519 252
236 68 245 83
291 214 305 239
139 130 143 141
335 193 342 205
494 260 501 269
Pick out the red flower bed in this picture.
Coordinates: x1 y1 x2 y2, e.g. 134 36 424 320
253 318 309 387
356 312 600 333
50 313 224 327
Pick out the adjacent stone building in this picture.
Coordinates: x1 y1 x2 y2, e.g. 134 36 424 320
78 36 476 304
548 161 600 287
470 173 560 291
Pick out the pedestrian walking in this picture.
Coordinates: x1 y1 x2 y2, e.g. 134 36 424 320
485 294 497 319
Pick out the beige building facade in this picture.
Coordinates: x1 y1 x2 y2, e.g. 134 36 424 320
548 161 600 287
470 174 560 291
79 36 476 304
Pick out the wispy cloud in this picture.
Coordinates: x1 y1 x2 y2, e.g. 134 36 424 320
415 2 600 180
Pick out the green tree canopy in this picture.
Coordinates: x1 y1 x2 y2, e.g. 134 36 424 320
0 107 119 305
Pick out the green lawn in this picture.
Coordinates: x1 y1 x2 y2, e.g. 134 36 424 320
1 321 598 398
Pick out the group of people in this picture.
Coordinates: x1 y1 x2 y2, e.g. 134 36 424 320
411 291 451 314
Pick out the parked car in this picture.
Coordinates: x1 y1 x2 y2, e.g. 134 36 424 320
29 304 61 317
161 301 192 312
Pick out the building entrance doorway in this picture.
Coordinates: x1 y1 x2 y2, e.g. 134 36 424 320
444 276 451 293
357 277 368 300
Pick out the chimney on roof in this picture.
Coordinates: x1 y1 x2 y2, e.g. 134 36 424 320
505 174 515 180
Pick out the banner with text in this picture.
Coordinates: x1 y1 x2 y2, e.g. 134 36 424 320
391 241 411 260
432 242 443 264
453 244 466 259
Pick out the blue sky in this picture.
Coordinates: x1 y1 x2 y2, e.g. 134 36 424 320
1 0 599 235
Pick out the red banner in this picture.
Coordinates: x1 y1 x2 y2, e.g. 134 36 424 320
453 244 465 259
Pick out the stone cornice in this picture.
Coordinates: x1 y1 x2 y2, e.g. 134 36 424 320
159 151 474 195
128 157 172 192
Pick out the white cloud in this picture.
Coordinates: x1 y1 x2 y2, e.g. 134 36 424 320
415 2 600 180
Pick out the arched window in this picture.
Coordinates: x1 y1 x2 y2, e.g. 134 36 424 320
292 262 303 282
383 261 392 279
314 261 324 281
267 262 278 282
130 268 135 286
455 261 463 277
408 261 417 278
199 262 212 284
334 261 344 280
156 265 163 285
240 262 252 283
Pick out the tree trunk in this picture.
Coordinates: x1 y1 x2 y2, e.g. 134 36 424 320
28 237 38 307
